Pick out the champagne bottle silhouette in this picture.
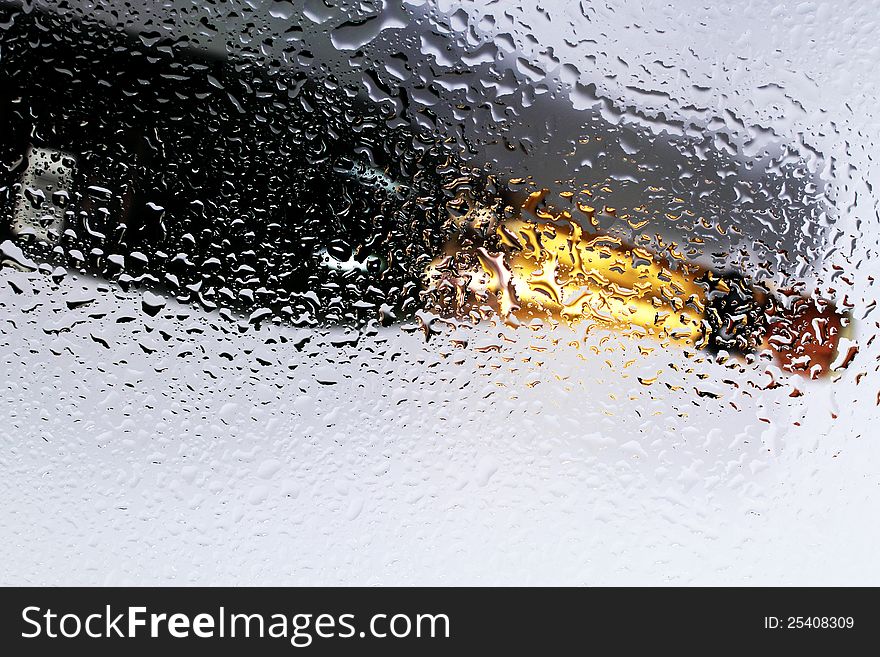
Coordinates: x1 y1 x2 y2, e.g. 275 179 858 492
0 3 850 375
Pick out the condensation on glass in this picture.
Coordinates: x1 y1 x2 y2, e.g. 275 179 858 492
0 0 877 585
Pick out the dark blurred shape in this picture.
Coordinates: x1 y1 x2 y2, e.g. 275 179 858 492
0 6 486 326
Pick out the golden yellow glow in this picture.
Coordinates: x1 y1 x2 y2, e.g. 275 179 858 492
424 197 711 348
493 218 707 346
424 187 848 378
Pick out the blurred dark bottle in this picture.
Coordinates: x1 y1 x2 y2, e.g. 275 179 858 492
0 4 488 326
0 3 851 376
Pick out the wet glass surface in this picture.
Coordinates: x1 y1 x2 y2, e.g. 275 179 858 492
1 0 878 584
